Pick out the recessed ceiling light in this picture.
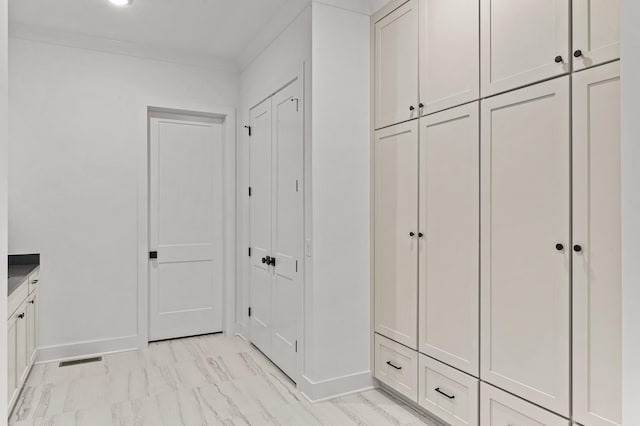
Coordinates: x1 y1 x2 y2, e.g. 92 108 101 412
109 0 132 6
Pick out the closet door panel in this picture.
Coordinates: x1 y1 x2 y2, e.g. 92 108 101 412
480 0 569 96
573 61 622 426
374 0 419 129
480 78 570 416
573 0 619 70
418 103 479 376
374 121 419 348
419 0 479 114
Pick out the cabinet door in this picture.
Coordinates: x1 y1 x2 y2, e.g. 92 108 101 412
27 294 37 364
480 383 570 426
418 103 479 376
480 78 570 416
480 0 569 96
374 0 419 129
573 0 619 70
16 307 28 386
419 0 479 115
7 317 16 407
374 121 419 349
572 61 621 426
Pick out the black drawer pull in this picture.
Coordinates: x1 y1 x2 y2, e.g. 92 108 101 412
435 387 455 399
386 361 402 370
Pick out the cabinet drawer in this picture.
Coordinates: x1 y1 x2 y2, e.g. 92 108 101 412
418 354 478 426
480 382 570 426
8 281 28 319
374 333 418 401
29 270 39 294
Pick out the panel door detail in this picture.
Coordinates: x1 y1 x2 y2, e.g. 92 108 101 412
418 103 479 376
418 354 479 426
480 382 570 426
572 61 622 426
480 77 571 416
249 98 274 356
270 81 303 381
419 0 479 115
374 121 419 349
374 0 419 129
149 115 224 341
480 0 569 96
573 0 619 70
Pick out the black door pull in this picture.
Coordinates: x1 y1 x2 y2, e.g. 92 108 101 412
269 257 277 267
555 55 564 63
555 243 564 251
149 251 158 259
574 245 583 252
435 388 455 399
262 257 268 264
574 49 583 58
386 361 402 370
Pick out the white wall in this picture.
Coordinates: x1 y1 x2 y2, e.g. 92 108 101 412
0 0 8 419
304 1 371 398
8 38 239 361
621 0 640 423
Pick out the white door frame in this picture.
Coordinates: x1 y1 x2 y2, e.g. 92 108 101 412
136 99 236 348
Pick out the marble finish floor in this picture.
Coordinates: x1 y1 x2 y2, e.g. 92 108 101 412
9 334 440 426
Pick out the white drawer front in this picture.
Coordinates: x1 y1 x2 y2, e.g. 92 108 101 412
480 383 570 426
29 270 40 294
418 354 478 426
8 281 28 319
374 333 418 401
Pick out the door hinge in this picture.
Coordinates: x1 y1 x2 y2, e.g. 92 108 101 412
244 125 252 136
295 340 298 352
248 307 252 317
248 247 252 257
249 187 252 197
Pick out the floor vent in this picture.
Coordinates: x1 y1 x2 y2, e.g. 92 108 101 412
59 356 103 367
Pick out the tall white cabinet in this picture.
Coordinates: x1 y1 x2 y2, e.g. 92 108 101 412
371 1 621 425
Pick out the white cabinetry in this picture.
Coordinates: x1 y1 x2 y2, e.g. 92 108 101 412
572 61 622 426
480 77 570 416
7 316 16 409
374 121 419 349
418 0 479 114
573 0 619 70
480 383 570 426
418 103 479 376
374 333 418 401
374 0 419 129
480 0 569 96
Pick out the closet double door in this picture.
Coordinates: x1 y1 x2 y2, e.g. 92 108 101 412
374 102 479 375
249 80 303 381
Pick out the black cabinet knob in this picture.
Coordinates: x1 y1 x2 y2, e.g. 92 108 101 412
269 257 276 267
409 105 415 111
419 103 424 108
574 49 583 58
418 233 424 238
555 55 564 63
409 232 415 237
556 243 564 251
261 257 268 264
574 245 583 252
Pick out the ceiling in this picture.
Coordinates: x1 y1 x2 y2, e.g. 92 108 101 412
8 0 309 61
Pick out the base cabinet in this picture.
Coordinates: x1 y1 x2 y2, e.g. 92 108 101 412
374 333 418 401
481 383 569 426
418 355 478 426
7 318 16 409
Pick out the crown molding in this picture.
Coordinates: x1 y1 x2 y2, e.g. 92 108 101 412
8 22 239 73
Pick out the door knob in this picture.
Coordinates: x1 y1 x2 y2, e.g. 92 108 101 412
261 257 268 264
574 49 583 58
409 105 415 111
555 55 564 63
418 103 424 109
418 232 424 238
573 245 583 252
555 243 564 251
409 232 415 237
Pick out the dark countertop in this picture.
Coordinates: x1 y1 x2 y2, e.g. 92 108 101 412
8 254 40 297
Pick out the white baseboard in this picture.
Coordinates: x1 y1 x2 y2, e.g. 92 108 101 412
299 370 374 402
36 335 139 364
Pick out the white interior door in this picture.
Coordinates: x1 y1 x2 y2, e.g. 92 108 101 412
270 82 303 380
572 61 622 426
249 79 303 381
418 102 479 377
374 120 419 349
480 77 570 416
249 98 273 355
573 0 619 70
374 0 419 129
149 114 223 341
480 0 569 96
